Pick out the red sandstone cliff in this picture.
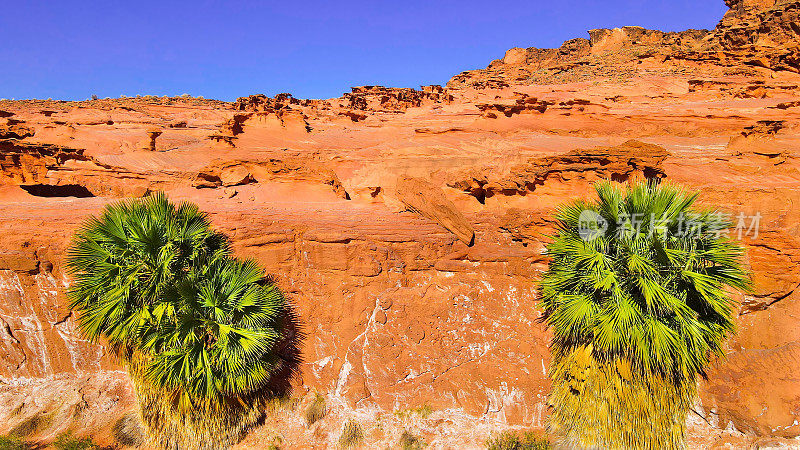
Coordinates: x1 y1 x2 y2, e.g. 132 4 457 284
1 1 800 447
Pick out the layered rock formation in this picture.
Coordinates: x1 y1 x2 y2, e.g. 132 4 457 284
450 0 800 91
715 0 800 71
1 0 800 448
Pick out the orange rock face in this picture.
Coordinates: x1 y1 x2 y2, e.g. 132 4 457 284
1 0 800 447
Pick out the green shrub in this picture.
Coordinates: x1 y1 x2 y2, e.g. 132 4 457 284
485 431 551 450
53 433 97 450
304 394 327 426
338 419 364 449
0 435 28 450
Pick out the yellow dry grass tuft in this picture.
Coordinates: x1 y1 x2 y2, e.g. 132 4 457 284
338 419 364 449
304 393 328 427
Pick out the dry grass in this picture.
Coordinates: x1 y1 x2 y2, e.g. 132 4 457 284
399 430 425 449
9 405 24 418
395 404 433 420
338 419 364 449
112 413 146 447
549 347 691 449
130 356 269 450
9 412 53 438
304 394 328 427
485 431 551 450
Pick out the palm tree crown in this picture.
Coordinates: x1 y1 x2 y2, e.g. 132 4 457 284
67 193 229 350
140 257 288 410
541 180 749 380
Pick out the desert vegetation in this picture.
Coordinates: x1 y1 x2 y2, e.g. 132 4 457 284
399 430 426 450
66 193 300 449
52 434 99 450
338 419 365 448
304 393 328 426
540 180 750 448
394 404 433 420
485 430 551 450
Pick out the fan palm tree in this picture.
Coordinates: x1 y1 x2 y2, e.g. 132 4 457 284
540 180 750 449
67 193 297 449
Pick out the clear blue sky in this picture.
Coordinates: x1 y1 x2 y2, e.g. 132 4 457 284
2 0 727 101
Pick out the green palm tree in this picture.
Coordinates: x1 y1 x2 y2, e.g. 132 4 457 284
67 193 297 449
540 181 750 449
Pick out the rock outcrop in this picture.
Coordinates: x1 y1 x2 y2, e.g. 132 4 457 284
1 0 800 448
449 140 669 202
395 176 475 246
449 0 800 90
714 0 800 72
194 158 349 198
342 85 453 112
0 118 34 140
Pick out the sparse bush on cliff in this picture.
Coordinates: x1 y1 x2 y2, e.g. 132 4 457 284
66 193 301 449
9 413 53 438
111 413 146 447
394 404 433 420
540 180 750 449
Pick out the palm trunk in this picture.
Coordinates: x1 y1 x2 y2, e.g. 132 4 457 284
128 353 267 450
548 346 695 450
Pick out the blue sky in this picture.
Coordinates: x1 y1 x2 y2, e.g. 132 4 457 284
1 1 727 101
